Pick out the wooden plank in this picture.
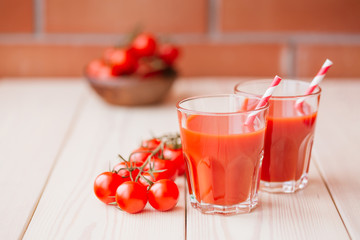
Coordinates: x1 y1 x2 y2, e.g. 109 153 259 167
313 80 360 239
186 162 349 240
23 90 186 240
18 78 357 240
0 79 84 240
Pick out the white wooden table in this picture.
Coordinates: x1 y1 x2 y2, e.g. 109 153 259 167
0 78 359 240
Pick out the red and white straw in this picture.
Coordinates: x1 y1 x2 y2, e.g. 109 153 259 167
245 75 282 125
296 59 333 107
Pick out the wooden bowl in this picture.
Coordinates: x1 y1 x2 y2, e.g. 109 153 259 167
85 71 176 106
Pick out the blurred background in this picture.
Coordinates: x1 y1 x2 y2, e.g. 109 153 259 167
0 0 360 78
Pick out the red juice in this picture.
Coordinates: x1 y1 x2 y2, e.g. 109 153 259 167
180 115 265 206
261 100 317 183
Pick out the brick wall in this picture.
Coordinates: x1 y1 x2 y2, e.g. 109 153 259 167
1 0 360 78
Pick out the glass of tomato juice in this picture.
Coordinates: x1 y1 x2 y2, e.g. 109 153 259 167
235 80 321 193
176 94 268 215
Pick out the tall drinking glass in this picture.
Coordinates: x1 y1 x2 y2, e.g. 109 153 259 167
177 94 268 214
235 80 321 193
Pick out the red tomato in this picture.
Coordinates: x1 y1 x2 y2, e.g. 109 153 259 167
145 157 177 181
87 59 103 77
135 60 153 77
94 172 125 204
158 44 179 65
163 147 185 176
113 161 143 181
135 60 164 78
116 181 148 214
97 65 113 79
138 172 155 189
142 70 164 78
129 147 152 163
108 49 137 75
131 33 157 57
87 59 114 79
148 179 179 211
141 138 161 149
103 47 116 64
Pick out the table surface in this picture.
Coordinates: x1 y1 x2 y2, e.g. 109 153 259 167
0 78 359 240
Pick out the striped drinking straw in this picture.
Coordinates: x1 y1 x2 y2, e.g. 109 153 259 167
295 59 333 109
245 75 282 125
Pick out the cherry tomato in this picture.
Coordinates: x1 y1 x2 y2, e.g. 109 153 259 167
164 147 185 176
131 33 157 57
148 179 179 211
116 181 148 214
135 60 153 77
108 48 137 75
158 44 179 65
87 59 114 79
94 172 125 204
113 161 143 181
87 59 103 77
141 138 161 149
145 157 177 181
129 147 152 163
142 70 164 78
138 172 155 189
97 65 113 79
135 60 164 78
103 47 116 64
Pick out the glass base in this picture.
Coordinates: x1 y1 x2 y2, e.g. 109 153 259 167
260 174 308 193
189 195 258 215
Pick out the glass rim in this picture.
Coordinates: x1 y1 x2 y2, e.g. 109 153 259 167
234 79 322 100
176 93 269 116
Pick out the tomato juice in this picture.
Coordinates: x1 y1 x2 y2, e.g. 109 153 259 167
235 79 321 192
180 115 265 206
261 99 317 184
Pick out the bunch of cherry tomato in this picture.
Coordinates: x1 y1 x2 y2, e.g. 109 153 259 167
87 32 180 79
94 134 185 214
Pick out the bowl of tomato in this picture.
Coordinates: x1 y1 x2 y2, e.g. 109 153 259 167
85 33 180 106
85 67 177 106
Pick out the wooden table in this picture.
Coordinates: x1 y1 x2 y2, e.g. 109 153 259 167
0 78 359 240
